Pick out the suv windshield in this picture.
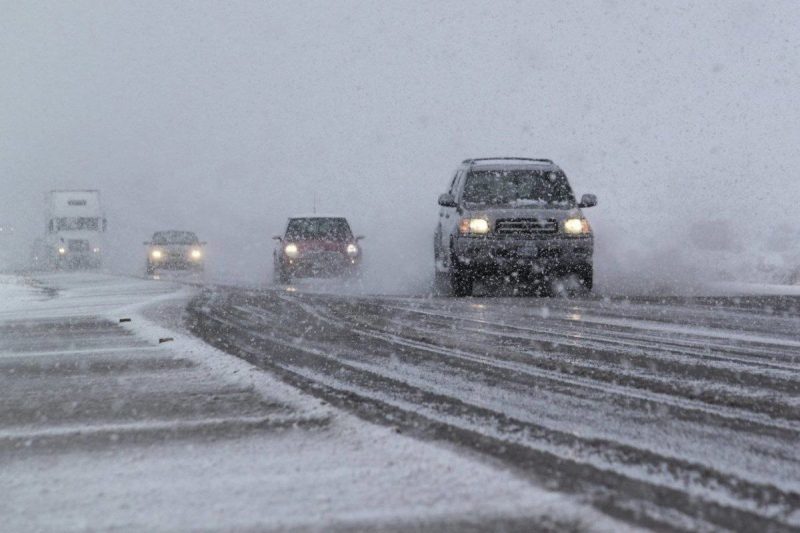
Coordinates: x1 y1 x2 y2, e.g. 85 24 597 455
286 218 352 241
462 170 575 207
152 231 199 245
55 217 99 231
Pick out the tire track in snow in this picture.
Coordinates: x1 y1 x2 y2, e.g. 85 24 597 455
187 287 800 532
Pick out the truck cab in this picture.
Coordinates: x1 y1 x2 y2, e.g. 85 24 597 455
42 190 106 270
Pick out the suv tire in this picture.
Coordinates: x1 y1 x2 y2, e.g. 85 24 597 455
576 264 593 292
434 267 473 297
275 267 291 285
451 268 473 297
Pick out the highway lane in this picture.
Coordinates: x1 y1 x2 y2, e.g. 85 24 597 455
188 285 800 532
3 273 618 532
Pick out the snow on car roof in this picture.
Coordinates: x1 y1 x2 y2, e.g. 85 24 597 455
468 158 557 168
288 214 349 219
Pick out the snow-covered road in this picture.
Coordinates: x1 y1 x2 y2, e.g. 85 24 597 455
0 273 622 532
188 283 800 532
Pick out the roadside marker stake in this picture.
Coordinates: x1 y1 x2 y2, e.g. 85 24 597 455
119 318 131 323
158 337 174 344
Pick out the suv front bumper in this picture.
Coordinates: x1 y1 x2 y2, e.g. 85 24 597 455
452 235 592 274
280 254 360 277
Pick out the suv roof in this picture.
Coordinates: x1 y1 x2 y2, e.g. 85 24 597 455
288 214 347 220
152 230 199 244
462 157 555 167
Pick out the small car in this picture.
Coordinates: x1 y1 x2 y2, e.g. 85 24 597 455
434 157 597 296
273 216 363 283
144 230 206 275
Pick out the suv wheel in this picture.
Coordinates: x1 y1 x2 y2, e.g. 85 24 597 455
576 264 593 292
434 267 473 297
275 266 291 285
448 267 474 297
551 266 593 297
433 270 449 296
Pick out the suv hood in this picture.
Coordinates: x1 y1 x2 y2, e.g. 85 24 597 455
286 239 351 252
463 206 582 222
151 243 200 252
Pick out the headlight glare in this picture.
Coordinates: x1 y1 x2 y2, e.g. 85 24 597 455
346 244 359 256
151 249 163 259
459 218 490 235
564 218 590 235
284 243 299 258
58 247 66 255
190 249 202 259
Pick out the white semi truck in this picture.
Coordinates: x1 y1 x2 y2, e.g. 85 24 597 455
32 190 107 270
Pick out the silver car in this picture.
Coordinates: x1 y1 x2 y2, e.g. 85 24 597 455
434 158 597 296
144 230 206 275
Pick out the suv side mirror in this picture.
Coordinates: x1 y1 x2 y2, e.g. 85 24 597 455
355 235 365 242
199 241 208 246
578 194 597 208
438 193 457 207
272 236 282 241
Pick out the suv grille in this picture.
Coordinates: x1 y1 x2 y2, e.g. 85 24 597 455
495 218 558 235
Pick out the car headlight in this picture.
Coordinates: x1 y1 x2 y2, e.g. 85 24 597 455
93 247 100 253
58 247 66 255
459 218 490 235
346 243 359 256
564 218 591 235
284 243 299 258
190 249 202 259
151 249 163 259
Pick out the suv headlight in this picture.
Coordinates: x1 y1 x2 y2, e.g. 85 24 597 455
151 249 163 259
284 243 299 258
346 243 359 256
459 218 490 235
564 218 591 235
190 249 202 259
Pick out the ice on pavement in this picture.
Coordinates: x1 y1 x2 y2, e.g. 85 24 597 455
0 273 625 532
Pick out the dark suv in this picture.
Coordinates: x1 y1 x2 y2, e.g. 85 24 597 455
273 216 363 283
434 158 597 296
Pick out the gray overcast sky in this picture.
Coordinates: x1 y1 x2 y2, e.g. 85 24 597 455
2 1 799 289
